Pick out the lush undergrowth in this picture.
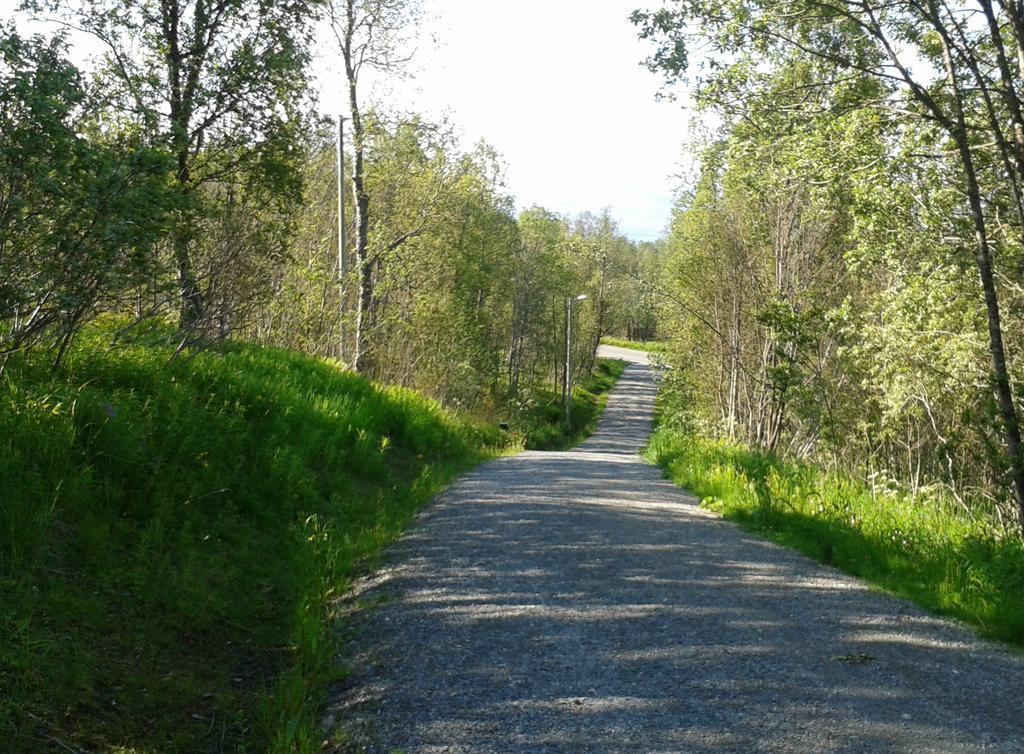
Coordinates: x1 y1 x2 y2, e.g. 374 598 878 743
599 337 665 353
515 358 627 450
0 328 508 753
647 430 1024 646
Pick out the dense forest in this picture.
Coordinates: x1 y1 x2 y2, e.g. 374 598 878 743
635 0 1024 534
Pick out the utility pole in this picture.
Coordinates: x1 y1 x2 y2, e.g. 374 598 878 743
565 298 572 424
564 294 587 424
337 115 348 366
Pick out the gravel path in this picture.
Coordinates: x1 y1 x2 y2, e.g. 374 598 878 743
324 352 1024 753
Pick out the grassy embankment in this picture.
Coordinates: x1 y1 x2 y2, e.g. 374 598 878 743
599 336 666 353
647 429 1024 645
0 327 625 753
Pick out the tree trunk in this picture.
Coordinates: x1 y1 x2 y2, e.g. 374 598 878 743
165 0 204 331
173 149 202 328
958 134 1024 522
341 0 374 374
939 32 1024 524
174 228 203 328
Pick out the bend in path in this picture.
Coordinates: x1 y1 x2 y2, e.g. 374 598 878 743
325 354 1024 754
594 343 654 366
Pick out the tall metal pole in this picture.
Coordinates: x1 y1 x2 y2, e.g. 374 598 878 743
564 294 587 424
337 115 348 365
564 297 572 424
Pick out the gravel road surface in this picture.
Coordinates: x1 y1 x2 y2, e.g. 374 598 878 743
324 350 1024 753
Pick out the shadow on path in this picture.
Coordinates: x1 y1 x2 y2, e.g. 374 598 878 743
325 364 1024 754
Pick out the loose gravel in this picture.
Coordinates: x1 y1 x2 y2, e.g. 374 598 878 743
323 355 1024 753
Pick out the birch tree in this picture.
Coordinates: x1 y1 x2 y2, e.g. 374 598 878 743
29 0 317 330
328 0 423 372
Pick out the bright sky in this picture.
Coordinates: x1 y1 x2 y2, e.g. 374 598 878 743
2 0 692 240
315 0 692 240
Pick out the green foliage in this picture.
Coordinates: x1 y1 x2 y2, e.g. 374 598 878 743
657 55 865 454
636 0 1024 525
257 120 638 417
648 429 1024 644
0 26 175 358
511 358 628 450
361 121 522 404
644 32 1017 518
27 0 320 330
0 324 502 753
572 212 664 344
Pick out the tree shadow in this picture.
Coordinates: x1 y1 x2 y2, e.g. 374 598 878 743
325 364 1024 753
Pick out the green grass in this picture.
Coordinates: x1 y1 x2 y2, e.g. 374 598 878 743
646 429 1024 646
599 336 665 353
513 358 628 450
0 327 505 753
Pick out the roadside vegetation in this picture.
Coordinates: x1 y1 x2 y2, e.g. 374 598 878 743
629 0 1024 630
647 430 1024 645
1 328 498 753
517 358 628 450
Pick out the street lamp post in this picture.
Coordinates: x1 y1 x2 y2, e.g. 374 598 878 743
565 294 588 424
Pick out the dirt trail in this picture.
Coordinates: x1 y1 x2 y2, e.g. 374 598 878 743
325 352 1024 753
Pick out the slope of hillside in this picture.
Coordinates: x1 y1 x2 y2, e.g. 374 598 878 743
1 329 503 753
